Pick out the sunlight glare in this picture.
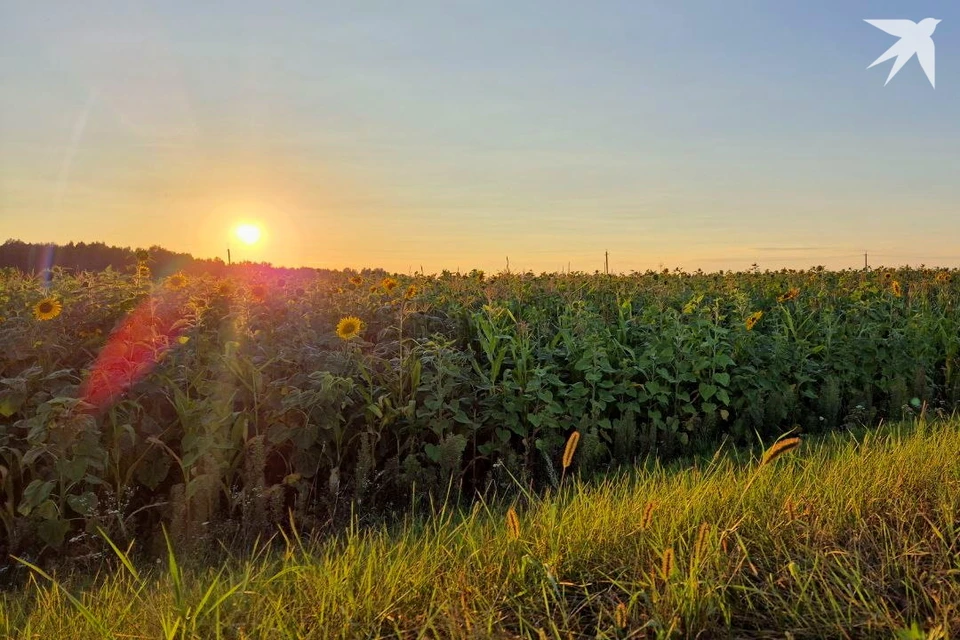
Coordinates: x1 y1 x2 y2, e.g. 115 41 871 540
235 224 262 245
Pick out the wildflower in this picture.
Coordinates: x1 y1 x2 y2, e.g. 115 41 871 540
381 277 399 292
336 316 363 340
33 297 62 321
776 287 800 303
745 310 763 331
165 272 187 290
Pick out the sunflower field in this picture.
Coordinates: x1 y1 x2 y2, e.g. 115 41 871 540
1 263 959 563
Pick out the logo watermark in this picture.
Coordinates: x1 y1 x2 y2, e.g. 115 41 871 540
865 18 940 88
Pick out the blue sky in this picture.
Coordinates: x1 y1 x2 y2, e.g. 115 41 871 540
1 1 958 272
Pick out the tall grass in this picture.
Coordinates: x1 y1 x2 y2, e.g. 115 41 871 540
3 418 959 639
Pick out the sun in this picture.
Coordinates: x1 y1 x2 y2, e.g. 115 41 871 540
235 224 262 245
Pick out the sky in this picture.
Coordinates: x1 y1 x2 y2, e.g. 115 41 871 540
1 1 958 273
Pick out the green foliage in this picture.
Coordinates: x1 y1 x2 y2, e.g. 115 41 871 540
2 265 960 560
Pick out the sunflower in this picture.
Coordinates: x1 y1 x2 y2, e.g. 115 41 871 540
381 277 399 292
776 287 800 303
33 297 63 321
890 280 902 297
336 316 363 340
883 272 893 281
745 310 763 331
349 276 363 286
216 281 233 296
936 271 952 284
335 287 344 294
403 285 418 300
250 284 267 300
166 273 188 290
369 285 378 293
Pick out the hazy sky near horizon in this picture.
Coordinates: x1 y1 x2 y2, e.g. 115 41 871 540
1 1 958 273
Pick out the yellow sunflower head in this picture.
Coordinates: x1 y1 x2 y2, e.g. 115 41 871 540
166 273 188 290
883 272 893 281
776 287 800 303
33 297 63 321
403 285 418 300
349 275 363 286
381 277 399 292
336 316 363 340
936 271 951 284
745 310 763 331
890 280 902 297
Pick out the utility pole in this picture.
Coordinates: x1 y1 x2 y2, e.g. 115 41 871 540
864 251 868 269
605 251 609 275
227 246 232 266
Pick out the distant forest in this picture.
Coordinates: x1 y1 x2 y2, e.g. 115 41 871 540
0 239 333 279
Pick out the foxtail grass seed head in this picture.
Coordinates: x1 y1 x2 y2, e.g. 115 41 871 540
562 431 581 470
785 498 796 521
641 501 656 530
661 548 675 578
614 602 628 629
760 436 801 467
506 506 521 541
694 522 711 559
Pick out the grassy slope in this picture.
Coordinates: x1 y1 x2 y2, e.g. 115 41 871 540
3 420 959 639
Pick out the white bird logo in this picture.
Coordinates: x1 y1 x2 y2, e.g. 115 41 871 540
865 18 941 88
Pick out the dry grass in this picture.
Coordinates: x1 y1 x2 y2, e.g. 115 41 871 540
2 419 959 639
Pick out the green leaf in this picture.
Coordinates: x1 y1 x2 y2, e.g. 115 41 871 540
713 372 731 386
38 517 71 548
136 454 172 490
699 383 718 401
67 491 99 516
0 391 24 417
18 479 56 516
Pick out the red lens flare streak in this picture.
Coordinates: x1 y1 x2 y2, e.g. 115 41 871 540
79 294 189 411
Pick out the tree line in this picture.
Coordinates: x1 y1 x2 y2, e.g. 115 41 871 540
0 238 331 279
